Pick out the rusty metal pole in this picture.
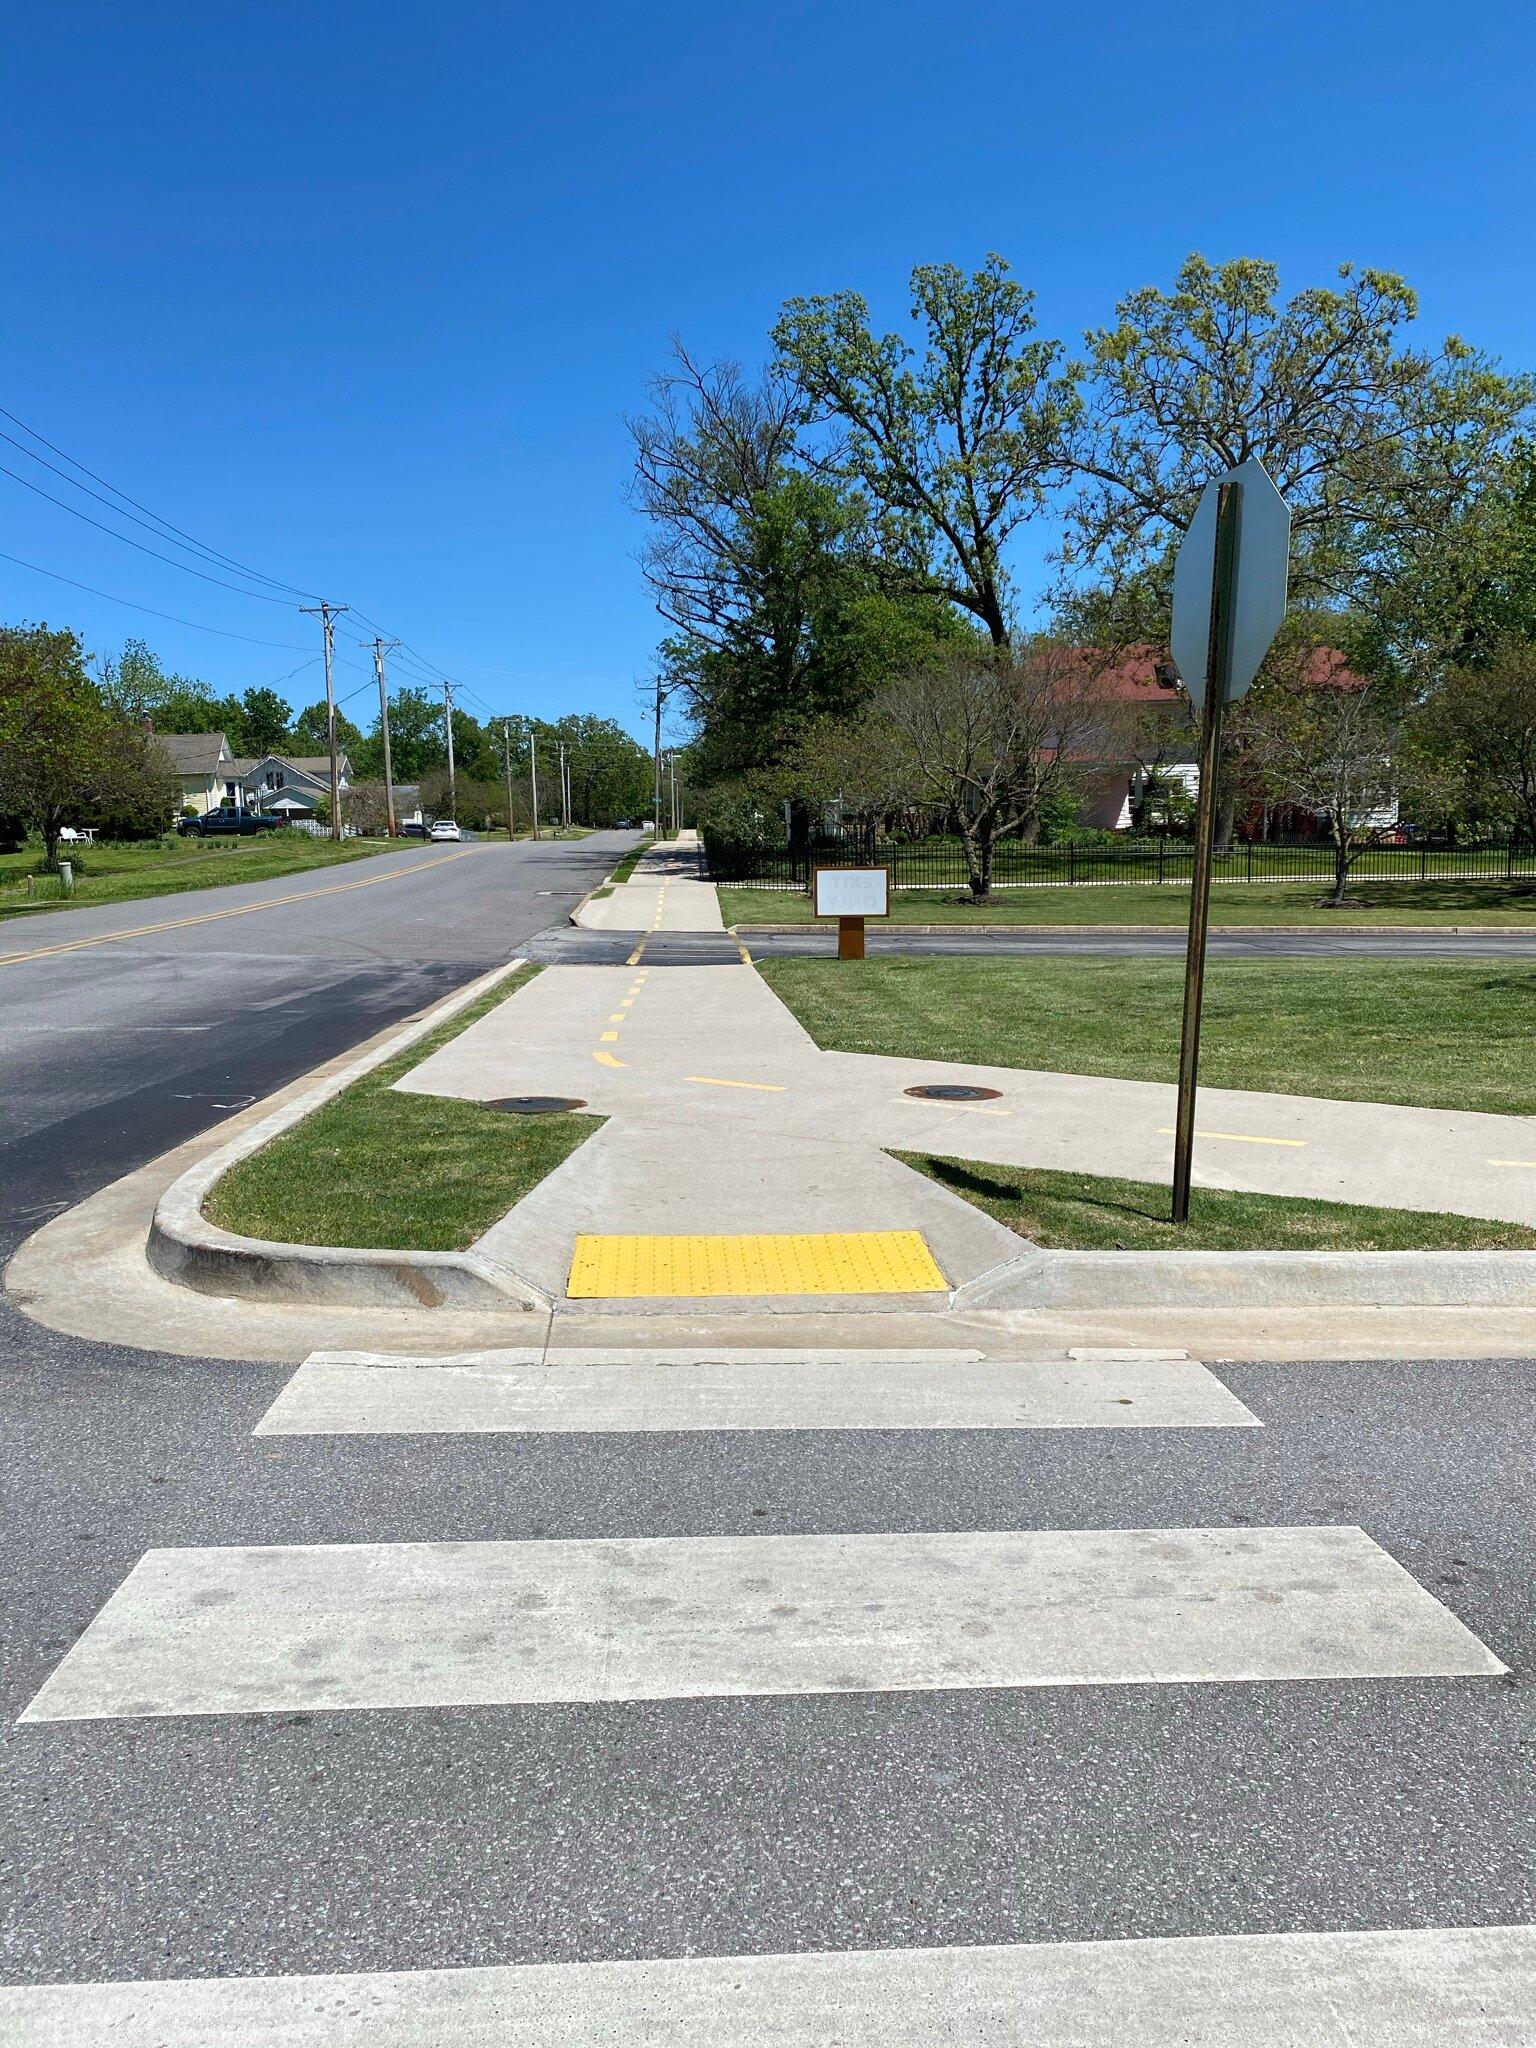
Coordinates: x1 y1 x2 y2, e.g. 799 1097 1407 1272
1171 479 1242 1224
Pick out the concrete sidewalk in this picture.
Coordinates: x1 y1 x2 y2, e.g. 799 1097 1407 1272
576 832 724 933
398 956 1536 1306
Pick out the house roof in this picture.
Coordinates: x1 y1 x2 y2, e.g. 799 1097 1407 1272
154 731 230 774
237 752 352 786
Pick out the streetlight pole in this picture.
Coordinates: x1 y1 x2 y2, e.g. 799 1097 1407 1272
529 731 541 841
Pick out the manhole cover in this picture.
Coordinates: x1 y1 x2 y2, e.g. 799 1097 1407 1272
486 1095 588 1115
903 1083 1003 1103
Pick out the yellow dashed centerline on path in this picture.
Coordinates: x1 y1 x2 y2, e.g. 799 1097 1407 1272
1490 1158 1536 1169
0 847 481 970
685 1075 788 1093
1157 1127 1307 1149
592 1049 627 1069
568 1229 948 1299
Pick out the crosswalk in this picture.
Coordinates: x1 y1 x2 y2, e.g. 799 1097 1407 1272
5 1343 1523 2041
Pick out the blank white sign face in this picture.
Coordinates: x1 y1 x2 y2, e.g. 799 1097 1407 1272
814 867 890 918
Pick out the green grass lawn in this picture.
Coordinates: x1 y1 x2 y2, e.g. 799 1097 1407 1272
607 836 655 886
206 965 599 1251
758 955 1536 1115
900 1153 1536 1251
719 877 1536 929
0 832 406 921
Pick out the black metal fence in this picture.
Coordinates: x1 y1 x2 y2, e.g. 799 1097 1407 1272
703 831 1536 892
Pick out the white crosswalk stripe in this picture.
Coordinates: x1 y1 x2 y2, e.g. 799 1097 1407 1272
253 1345 1262 1434
4 1924 1534 2044
12 1344 1524 2038
20 1523 1502 1723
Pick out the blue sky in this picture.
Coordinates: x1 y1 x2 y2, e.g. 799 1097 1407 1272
2 0 1529 741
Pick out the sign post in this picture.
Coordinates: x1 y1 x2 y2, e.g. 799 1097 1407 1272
1167 457 1290 1224
813 866 891 961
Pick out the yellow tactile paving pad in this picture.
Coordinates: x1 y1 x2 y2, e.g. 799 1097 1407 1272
567 1230 949 1299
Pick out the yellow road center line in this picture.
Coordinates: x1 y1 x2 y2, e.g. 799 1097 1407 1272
1157 1128 1306 1148
684 1074 788 1092
1489 1158 1536 1169
0 847 479 969
592 1049 627 1069
626 937 649 966
608 1012 627 1023
600 1030 620 1042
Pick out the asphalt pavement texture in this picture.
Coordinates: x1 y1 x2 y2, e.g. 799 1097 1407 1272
534 924 1536 965
2 831 1533 1990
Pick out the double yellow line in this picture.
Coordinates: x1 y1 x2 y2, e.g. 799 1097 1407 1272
0 846 479 970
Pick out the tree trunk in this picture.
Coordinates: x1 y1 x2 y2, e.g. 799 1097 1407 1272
41 816 61 870
961 825 992 903
1331 829 1350 907
976 573 1009 649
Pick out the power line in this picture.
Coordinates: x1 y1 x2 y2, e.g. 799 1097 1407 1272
0 462 297 605
0 405 319 601
0 546 316 649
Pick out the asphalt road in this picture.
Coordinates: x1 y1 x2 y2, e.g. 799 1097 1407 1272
0 833 634 1247
532 924 1536 966
2 831 1532 2015
3 1343 1532 1985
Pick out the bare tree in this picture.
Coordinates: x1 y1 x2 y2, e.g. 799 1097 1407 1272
626 340 804 647
868 639 1121 900
1244 649 1399 904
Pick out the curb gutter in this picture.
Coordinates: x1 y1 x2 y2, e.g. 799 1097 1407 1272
147 959 548 1314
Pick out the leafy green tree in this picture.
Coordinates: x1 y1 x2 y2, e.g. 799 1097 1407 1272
773 256 1078 644
1403 637 1536 840
0 624 176 862
291 700 364 756
238 686 292 755
1066 255 1533 637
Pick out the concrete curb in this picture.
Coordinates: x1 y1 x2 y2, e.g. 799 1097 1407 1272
146 959 549 1315
952 1242 1536 1311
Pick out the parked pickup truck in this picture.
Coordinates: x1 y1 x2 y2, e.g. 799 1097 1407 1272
177 810 285 837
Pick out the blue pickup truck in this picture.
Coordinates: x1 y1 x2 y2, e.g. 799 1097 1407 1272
177 809 285 837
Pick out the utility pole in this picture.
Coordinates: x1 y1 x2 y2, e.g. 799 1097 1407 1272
502 719 515 840
529 730 541 841
367 636 400 836
557 740 568 830
301 601 348 840
442 681 458 819
669 754 679 834
653 675 664 837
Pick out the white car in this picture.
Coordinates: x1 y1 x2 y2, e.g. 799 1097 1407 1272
429 819 462 842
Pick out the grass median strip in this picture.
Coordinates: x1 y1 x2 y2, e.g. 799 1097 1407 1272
720 878 1536 929
900 1154 1536 1252
758 955 1536 1116
0 832 398 921
205 965 600 1252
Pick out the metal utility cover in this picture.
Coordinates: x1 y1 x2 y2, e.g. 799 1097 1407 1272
1169 457 1290 707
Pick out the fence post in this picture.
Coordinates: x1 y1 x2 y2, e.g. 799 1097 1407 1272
1158 838 1165 886
1421 843 1428 882
1509 839 1515 881
1069 844 1076 887
1246 841 1253 883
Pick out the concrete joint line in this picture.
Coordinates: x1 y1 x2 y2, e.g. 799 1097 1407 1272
146 958 550 1315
